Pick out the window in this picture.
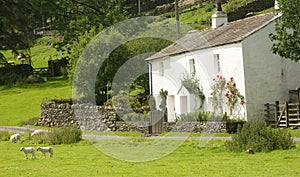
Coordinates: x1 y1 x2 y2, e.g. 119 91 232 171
214 54 220 73
159 62 164 76
189 59 195 74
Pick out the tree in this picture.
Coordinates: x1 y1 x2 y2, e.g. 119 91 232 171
270 0 300 62
0 0 36 53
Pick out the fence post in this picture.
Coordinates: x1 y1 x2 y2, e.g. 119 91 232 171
275 101 279 127
264 103 270 124
285 102 289 127
297 102 300 124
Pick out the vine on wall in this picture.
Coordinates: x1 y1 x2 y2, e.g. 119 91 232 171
181 72 205 109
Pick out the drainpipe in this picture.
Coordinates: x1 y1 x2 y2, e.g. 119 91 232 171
149 62 153 96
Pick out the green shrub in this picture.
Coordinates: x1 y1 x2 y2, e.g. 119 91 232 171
35 36 60 46
46 127 82 145
225 120 295 152
176 111 227 122
121 112 150 122
0 131 10 141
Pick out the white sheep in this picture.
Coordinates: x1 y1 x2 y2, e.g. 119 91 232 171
20 147 36 159
10 133 20 143
37 146 53 158
31 129 47 137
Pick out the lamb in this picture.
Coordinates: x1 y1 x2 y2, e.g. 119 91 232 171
31 129 47 137
10 133 20 143
20 147 36 159
37 146 53 158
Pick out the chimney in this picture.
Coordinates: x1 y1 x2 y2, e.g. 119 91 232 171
274 0 281 16
211 0 228 29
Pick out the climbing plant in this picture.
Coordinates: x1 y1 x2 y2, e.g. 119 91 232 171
225 77 245 114
159 88 168 112
211 75 245 115
181 72 205 109
210 75 226 114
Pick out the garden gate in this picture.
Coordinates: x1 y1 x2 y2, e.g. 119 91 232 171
149 110 164 134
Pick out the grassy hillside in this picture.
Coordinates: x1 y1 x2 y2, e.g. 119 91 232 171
164 0 274 30
0 77 71 126
0 44 65 69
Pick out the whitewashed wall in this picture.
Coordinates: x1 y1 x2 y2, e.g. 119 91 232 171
242 20 300 120
149 42 246 121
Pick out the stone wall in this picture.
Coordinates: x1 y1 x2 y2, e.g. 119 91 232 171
39 103 118 131
38 103 228 133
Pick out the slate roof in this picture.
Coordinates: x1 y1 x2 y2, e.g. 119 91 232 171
146 12 275 61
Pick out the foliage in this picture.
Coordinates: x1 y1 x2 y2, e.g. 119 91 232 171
35 36 61 47
68 27 100 81
211 75 226 113
211 75 245 115
0 131 10 141
110 91 141 109
0 53 6 66
121 112 150 122
45 127 82 145
270 0 300 62
0 64 34 86
225 120 295 152
176 111 227 122
225 77 245 113
181 72 205 109
159 88 168 111
0 0 35 53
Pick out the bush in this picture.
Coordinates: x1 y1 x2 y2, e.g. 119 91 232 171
45 127 82 145
35 36 60 46
0 131 10 141
0 64 34 85
121 112 150 122
225 120 295 152
176 111 227 122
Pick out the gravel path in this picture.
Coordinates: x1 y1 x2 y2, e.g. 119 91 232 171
1 126 299 142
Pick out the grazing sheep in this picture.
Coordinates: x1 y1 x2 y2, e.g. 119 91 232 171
37 146 53 158
31 129 47 137
20 147 36 159
10 133 20 143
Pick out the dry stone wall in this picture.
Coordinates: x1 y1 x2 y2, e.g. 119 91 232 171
38 103 228 133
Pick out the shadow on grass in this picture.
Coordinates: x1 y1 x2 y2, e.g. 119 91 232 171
0 76 70 91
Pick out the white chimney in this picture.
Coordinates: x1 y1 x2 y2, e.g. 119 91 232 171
274 0 281 16
212 0 228 28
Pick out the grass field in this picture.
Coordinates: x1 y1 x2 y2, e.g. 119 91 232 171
0 44 65 69
0 77 71 126
1 139 300 177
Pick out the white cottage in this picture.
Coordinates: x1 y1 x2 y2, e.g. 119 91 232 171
146 5 300 121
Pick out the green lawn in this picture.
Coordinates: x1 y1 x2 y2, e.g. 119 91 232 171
0 77 71 126
1 139 300 177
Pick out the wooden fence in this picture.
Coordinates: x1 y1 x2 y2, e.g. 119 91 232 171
264 101 300 128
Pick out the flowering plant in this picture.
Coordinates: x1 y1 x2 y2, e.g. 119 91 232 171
211 76 245 115
225 77 245 114
211 75 226 114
